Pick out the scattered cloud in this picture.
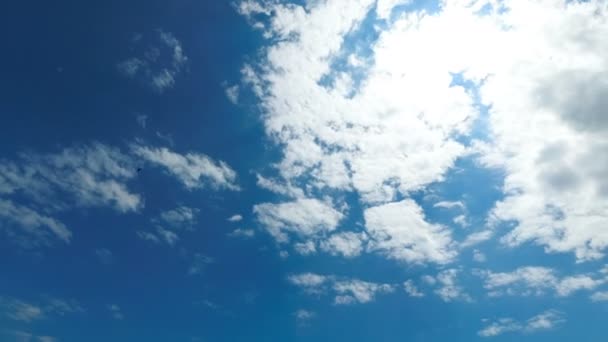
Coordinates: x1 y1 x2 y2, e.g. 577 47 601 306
254 198 343 243
136 114 148 129
476 266 607 297
108 304 124 320
364 200 455 264
288 273 393 305
227 228 255 239
188 253 214 276
433 269 471 302
225 84 240 104
478 310 565 337
132 145 239 191
0 297 84 322
158 206 199 230
294 240 317 256
590 291 608 302
118 30 188 93
294 309 315 325
472 249 486 263
0 143 140 246
403 280 424 298
95 248 114 265
319 232 366 258
227 214 243 222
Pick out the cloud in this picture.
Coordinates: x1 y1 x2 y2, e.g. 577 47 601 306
478 310 565 337
158 206 199 230
0 297 84 323
225 84 240 104
590 291 608 302
294 309 315 325
294 240 317 256
118 30 188 93
403 280 424 298
227 214 243 222
364 200 455 264
137 227 179 246
239 0 608 268
108 304 124 320
254 198 343 243
0 143 141 246
476 266 606 297
136 114 148 128
95 248 114 265
333 279 394 305
472 249 486 263
433 269 471 302
188 253 214 276
460 230 493 249
319 232 366 258
132 145 239 190
227 228 255 239
288 273 393 305
433 201 465 210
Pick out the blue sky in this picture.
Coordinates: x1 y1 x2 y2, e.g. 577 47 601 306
1 0 608 341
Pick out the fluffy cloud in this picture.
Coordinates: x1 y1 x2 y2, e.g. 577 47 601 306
364 200 455 264
288 273 393 304
319 232 367 258
403 280 424 298
240 0 608 266
227 228 255 239
118 30 188 93
478 310 565 337
476 266 607 297
433 269 471 302
227 214 243 222
132 145 239 190
253 198 343 243
108 304 124 320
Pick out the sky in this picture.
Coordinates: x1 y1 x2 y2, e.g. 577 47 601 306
1 0 608 341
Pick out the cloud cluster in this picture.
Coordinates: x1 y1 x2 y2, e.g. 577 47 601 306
240 0 608 266
475 266 607 297
478 310 565 337
117 30 188 93
288 273 394 305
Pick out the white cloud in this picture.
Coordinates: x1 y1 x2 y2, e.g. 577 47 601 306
0 297 83 323
294 240 317 256
225 84 240 104
403 280 424 298
288 273 393 305
332 279 394 305
320 232 366 258
590 291 608 302
433 269 471 302
137 227 179 247
132 145 239 190
118 30 188 93
472 249 486 263
95 248 114 265
158 206 199 229
108 304 124 320
460 230 493 249
294 309 315 324
227 228 255 239
433 201 465 210
376 0 411 20
479 310 565 337
239 0 608 266
0 143 141 246
364 199 455 264
188 253 214 276
476 266 606 297
254 198 343 243
227 214 243 222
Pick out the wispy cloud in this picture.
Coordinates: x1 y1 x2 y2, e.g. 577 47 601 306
478 310 565 337
117 30 188 93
